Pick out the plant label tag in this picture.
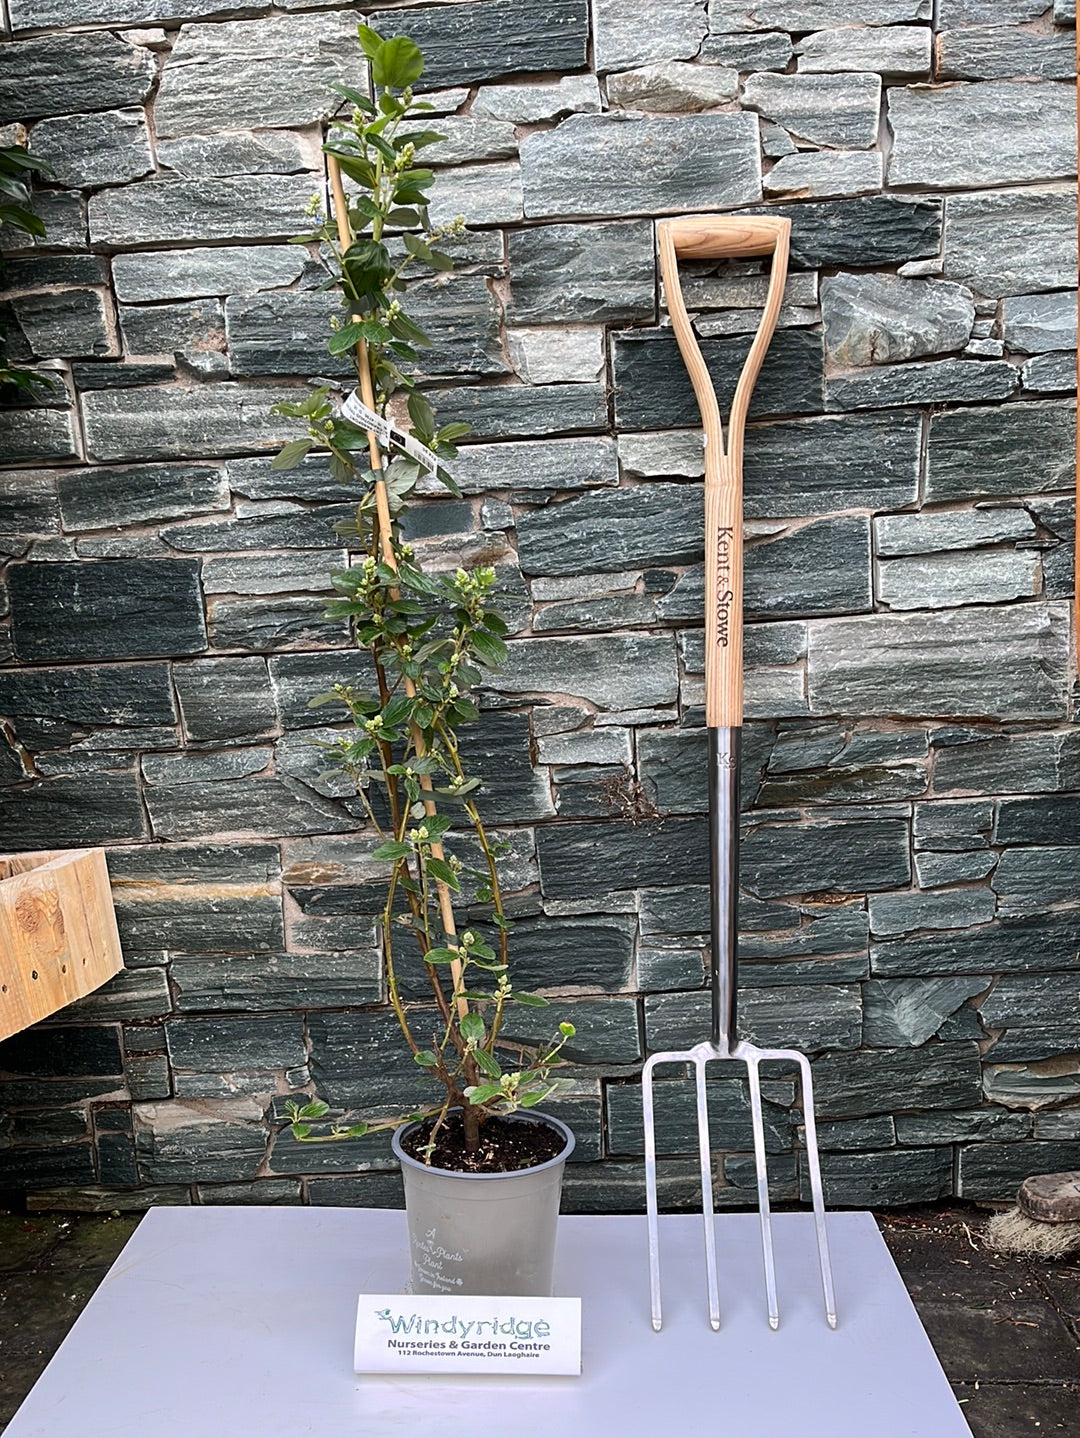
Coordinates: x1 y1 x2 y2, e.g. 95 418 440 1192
354 1293 582 1376
341 390 391 444
397 428 440 478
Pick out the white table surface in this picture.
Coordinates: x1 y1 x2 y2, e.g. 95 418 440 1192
5 1206 972 1438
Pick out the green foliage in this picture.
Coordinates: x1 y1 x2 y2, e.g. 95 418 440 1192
276 27 571 1161
0 143 57 398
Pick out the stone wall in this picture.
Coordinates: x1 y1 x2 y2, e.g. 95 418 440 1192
0 0 1077 1211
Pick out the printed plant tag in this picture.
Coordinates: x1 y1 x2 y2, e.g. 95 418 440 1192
354 1293 582 1376
341 390 392 444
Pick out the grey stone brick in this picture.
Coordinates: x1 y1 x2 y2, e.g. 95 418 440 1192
29 108 153 188
943 187 1077 298
0 470 60 557
125 1054 171 1102
914 851 996 887
769 195 943 270
112 246 307 303
424 382 608 440
913 799 993 852
521 113 761 219
741 73 882 149
506 327 604 384
1021 350 1077 394
613 328 824 431
10 0 266 21
797 25 931 76
607 1076 791 1157
155 13 358 137
1001 291 1077 356
872 915 1080 977
57 463 229 531
174 657 277 743
895 1109 1030 1145
888 81 1075 189
492 633 676 711
742 413 922 518
537 816 706 898
269 651 377 730
83 382 298 462
427 116 518 165
868 889 996 940
226 453 359 504
9 288 116 361
764 150 883 201
814 1116 897 1152
938 26 1076 80
593 0 707 71
111 843 284 953
877 551 1041 611
607 61 739 112
508 219 654 324
0 189 86 254
875 507 1036 556
157 129 320 178
821 273 974 366
376 0 589 88
646 983 862 1053
984 1063 1080 1111
700 31 794 71
710 0 929 23
939 0 1050 17
134 1101 268 1184
932 728 1080 797
61 966 171 1023
925 402 1076 502
0 771 148 847
474 75 601 123
517 483 701 576
958 1140 1080 1199
740 811 911 899
813 1042 982 1119
162 504 350 553
425 161 523 227
745 516 872 620
993 846 1080 916
89 176 313 247
810 1147 952 1207
8 559 206 663
0 34 156 122
0 661 176 750
826 358 1017 411
120 299 225 360
808 603 1071 720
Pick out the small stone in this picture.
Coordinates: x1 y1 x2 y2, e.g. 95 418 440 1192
914 851 997 887
895 1109 1030 1145
376 0 589 88
155 12 358 137
868 889 996 940
8 559 206 662
58 462 229 530
506 327 604 383
134 1101 268 1184
0 407 80 468
709 0 929 24
914 799 993 852
593 0 707 71
807 602 1071 720
521 112 761 220
761 196 943 270
174 657 276 743
700 32 793 71
741 72 882 150
89 175 313 247
993 846 1080 916
983 1062 1080 1112
82 382 297 462
120 299 225 360
1022 351 1077 394
517 483 702 576
112 245 307 304
157 129 320 177
172 950 380 1013
933 728 1080 797
926 401 1075 501
456 436 618 494
207 595 343 652
797 25 931 77
473 75 601 123
943 186 1076 298
427 116 518 166
425 161 523 228
813 1042 982 1120
0 770 148 848
826 358 1017 411
741 811 911 899
764 150 882 200
938 26 1076 81
607 61 739 112
9 288 116 361
508 219 655 323
744 412 920 518
821 273 974 366
889 82 1076 188
0 33 156 122
964 338 1004 358
875 507 1036 556
959 1142 1080 1200
29 108 153 188
877 551 1042 611
1001 291 1077 356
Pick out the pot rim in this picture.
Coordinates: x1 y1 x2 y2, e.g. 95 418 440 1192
391 1109 575 1180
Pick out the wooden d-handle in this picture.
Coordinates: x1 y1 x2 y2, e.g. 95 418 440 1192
656 216 791 728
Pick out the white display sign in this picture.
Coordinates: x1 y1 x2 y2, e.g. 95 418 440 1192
340 389 441 479
354 1293 582 1376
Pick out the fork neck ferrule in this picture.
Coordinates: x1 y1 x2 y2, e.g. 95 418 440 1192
708 726 740 1049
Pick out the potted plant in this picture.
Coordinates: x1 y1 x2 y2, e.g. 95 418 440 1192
272 24 576 1298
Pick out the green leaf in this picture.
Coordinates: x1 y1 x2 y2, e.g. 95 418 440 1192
406 388 435 434
372 34 425 89
297 1099 330 1119
270 439 312 471
423 946 460 965
372 839 412 861
514 992 550 1007
518 1090 547 1108
413 1050 439 1068
473 1048 501 1079
426 856 460 891
559 1022 576 1038
459 1011 485 1044
356 22 383 59
469 628 508 667
464 1083 502 1105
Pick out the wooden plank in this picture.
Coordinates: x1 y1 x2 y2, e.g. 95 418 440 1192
0 848 124 1042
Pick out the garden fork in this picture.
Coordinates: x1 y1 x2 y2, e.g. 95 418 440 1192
642 215 837 1333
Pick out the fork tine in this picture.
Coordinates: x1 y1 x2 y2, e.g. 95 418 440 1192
745 1054 780 1329
694 1055 721 1331
642 1055 664 1331
793 1051 838 1329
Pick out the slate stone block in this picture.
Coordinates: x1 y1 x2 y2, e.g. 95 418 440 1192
269 651 377 730
376 0 588 87
763 150 883 201
741 813 911 899
125 1054 171 1101
895 1109 1031 1145
155 12 358 136
492 634 677 711
497 996 641 1064
162 504 350 553
171 950 380 1012
157 129 321 178
939 26 1076 81
742 72 882 149
207 594 344 652
593 0 707 71
797 24 931 76
914 851 996 887
83 383 298 462
89 176 313 248
425 161 523 228
878 550 1041 611
958 1141 1080 1199
765 195 942 270
745 517 872 620
457 710 556 822
710 0 929 24
58 463 229 533
810 1147 952 1207
60 967 172 1023
827 358 1017 411
863 975 989 1047
1 765 150 849
645 983 862 1053
474 74 601 123
521 113 762 219
821 273 974 366
925 402 1075 502
700 31 794 71
8 559 206 662
517 483 702 576
995 793 1080 846
0 1145 97 1189
613 327 824 431
0 471 61 557
134 1101 268 1184
876 508 1036 557
29 108 153 188
993 846 1080 915
508 220 655 323
112 245 307 303
982 971 1080 1032
424 382 608 440
0 408 81 467
9 287 116 360
871 913 1080 977
166 1014 305 1076
173 657 276 743
457 436 619 497
1002 291 1077 356
607 61 739 112
537 816 707 899
497 914 636 993
813 1042 983 1119
807 603 1071 720
0 662 176 750
0 34 156 122
932 728 1080 797
71 362 176 392
943 187 1077 298
119 299 225 361
1022 350 1077 394
889 82 1076 188
226 453 361 505
606 1077 790 1157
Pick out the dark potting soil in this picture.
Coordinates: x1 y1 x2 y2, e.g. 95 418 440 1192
401 1114 565 1174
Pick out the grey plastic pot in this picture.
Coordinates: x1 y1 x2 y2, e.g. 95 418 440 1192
391 1111 575 1297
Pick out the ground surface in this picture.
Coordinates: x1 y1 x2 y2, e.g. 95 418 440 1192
0 1205 1076 1435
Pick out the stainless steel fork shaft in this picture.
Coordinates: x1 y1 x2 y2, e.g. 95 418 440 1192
708 726 740 1052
